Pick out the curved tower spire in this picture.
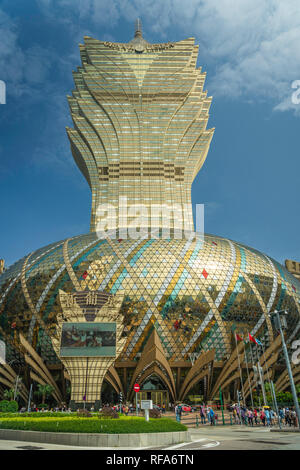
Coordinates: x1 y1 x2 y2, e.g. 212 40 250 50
135 18 142 37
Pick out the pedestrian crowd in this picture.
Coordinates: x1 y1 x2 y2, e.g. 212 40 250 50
228 404 298 427
196 403 299 427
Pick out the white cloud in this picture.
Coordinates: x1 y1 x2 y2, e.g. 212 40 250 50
0 7 79 173
36 0 300 113
0 9 55 98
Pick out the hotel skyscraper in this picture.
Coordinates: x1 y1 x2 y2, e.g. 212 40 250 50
0 24 299 409
66 21 214 234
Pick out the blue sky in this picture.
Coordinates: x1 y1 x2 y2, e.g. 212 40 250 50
0 0 300 267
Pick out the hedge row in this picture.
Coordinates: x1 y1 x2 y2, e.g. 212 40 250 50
0 412 78 418
0 417 187 434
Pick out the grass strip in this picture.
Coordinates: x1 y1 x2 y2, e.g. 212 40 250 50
0 417 187 434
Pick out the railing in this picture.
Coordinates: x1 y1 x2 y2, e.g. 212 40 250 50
170 410 288 428
146 405 298 429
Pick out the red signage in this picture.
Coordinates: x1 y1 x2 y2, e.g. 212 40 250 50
133 384 140 393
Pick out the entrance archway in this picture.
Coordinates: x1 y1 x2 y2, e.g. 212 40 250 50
136 375 170 410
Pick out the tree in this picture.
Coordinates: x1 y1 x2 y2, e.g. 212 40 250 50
35 384 54 404
3 388 15 401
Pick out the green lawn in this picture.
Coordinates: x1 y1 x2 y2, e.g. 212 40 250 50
0 416 187 434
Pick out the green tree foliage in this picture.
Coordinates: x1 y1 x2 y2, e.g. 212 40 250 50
35 384 55 404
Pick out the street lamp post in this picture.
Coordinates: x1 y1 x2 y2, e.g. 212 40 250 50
27 383 33 413
270 309 300 429
13 375 20 401
6 360 20 401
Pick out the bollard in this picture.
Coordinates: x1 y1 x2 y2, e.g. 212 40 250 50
196 415 199 428
230 414 232 425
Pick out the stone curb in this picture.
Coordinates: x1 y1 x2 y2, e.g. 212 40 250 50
270 428 300 433
0 429 191 448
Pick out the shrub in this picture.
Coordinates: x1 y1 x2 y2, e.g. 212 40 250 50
141 408 161 419
6 401 18 413
0 412 76 418
98 407 119 419
76 409 92 418
149 408 161 419
37 404 48 410
0 400 10 412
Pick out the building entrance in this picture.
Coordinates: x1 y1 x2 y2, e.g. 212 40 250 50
137 390 169 409
136 375 170 410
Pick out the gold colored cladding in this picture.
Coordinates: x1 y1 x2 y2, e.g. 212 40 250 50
238 244 288 341
243 334 282 398
181 243 231 355
104 237 184 359
50 289 125 403
187 319 217 357
0 324 23 359
241 271 273 342
276 363 300 392
63 239 82 292
128 329 176 401
98 162 185 179
80 256 114 291
244 351 279 399
210 334 282 400
210 340 245 398
0 364 28 402
66 36 214 232
105 240 149 293
19 332 61 402
218 243 241 316
105 365 124 395
285 259 300 279
21 254 55 338
179 349 215 400
156 240 231 356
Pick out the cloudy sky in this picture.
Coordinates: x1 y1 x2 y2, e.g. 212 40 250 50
0 0 300 267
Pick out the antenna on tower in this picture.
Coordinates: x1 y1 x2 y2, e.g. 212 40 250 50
135 18 142 37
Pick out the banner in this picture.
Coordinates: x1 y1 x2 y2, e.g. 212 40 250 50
60 322 116 357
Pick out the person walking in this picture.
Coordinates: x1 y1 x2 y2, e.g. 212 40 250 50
175 404 179 421
270 408 276 426
260 409 266 426
206 405 211 424
241 407 246 425
247 409 254 427
175 404 182 422
279 408 284 427
233 405 239 424
291 409 297 427
200 405 206 425
209 407 215 426
265 408 271 427
253 408 258 426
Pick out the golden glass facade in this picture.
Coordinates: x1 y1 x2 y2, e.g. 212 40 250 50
66 29 214 232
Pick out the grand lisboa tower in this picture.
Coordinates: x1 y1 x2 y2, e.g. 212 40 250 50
0 22 299 410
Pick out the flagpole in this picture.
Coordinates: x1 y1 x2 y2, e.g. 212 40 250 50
254 341 268 406
260 339 276 410
249 333 267 406
235 333 246 406
248 337 261 407
244 339 254 409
